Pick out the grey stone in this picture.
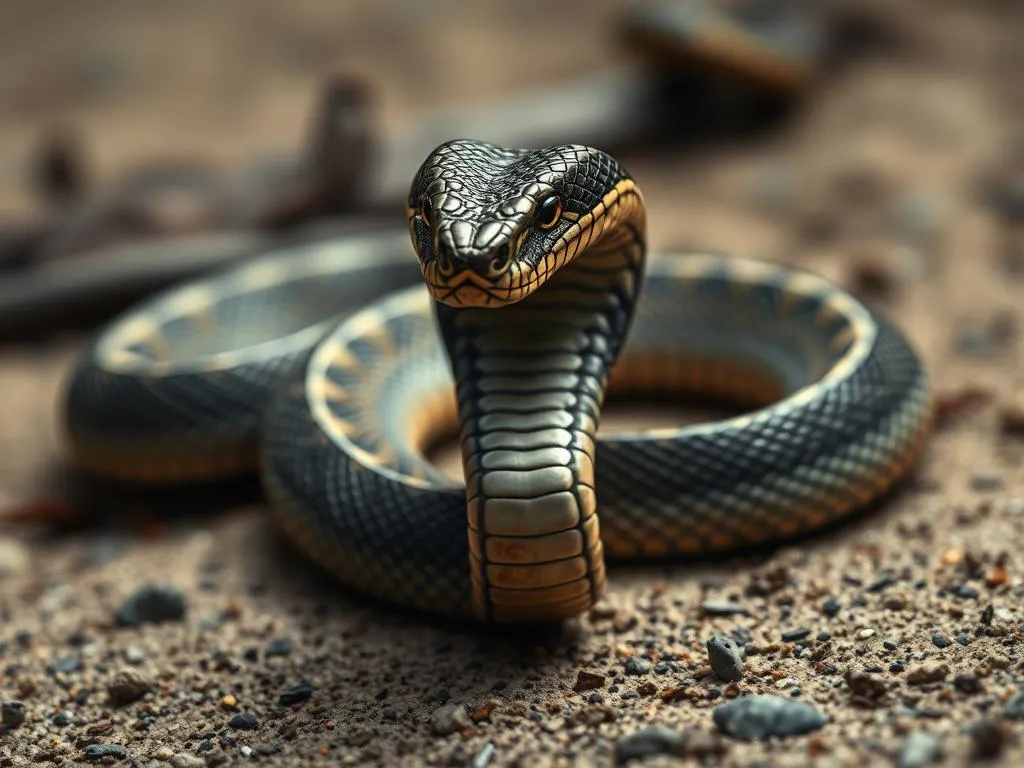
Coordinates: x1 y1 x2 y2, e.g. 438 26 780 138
713 694 827 740
429 703 471 736
896 731 942 767
615 724 689 764
0 700 25 728
707 635 744 681
115 584 187 627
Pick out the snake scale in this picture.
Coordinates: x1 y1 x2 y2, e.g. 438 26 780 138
62 139 933 623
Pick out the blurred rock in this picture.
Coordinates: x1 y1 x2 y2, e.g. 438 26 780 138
31 126 89 206
0 537 30 580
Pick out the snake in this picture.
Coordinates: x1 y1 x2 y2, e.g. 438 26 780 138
61 139 933 624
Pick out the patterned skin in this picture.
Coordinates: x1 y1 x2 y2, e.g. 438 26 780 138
63 141 933 624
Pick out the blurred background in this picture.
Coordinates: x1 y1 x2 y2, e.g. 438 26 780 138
0 0 1022 486
1 0 1020 285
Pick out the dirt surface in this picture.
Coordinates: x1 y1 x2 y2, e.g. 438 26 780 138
3 1 1024 766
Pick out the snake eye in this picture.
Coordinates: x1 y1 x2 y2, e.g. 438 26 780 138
421 196 434 225
533 195 562 230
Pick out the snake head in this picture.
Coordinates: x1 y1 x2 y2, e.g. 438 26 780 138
406 139 638 307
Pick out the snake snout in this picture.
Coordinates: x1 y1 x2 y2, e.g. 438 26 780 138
436 236 513 281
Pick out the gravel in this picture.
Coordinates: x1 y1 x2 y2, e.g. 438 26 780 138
712 695 828 740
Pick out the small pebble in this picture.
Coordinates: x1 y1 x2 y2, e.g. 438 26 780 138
701 600 747 616
123 644 147 665
954 674 984 695
573 670 605 693
0 537 30 580
472 742 495 768
822 596 841 617
896 731 942 767
970 719 1007 759
115 584 187 627
430 703 472 736
266 636 294 657
712 694 826 740
229 713 259 731
932 634 949 649
781 627 811 642
0 699 25 728
625 656 652 675
278 682 313 706
50 653 80 674
83 744 126 761
706 635 744 682
867 574 896 592
169 754 205 768
845 669 887 701
107 669 151 706
1003 690 1024 719
614 723 716 764
907 663 949 686
856 628 876 640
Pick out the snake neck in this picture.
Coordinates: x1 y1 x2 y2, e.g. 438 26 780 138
434 205 646 623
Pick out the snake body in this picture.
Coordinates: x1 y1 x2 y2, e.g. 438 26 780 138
62 140 932 623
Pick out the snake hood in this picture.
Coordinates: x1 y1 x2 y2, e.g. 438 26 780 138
406 139 645 307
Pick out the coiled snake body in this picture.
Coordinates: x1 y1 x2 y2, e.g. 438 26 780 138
63 140 933 623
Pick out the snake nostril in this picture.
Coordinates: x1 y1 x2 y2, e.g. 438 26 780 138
490 253 508 274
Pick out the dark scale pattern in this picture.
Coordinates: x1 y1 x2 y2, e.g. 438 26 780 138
63 341 316 478
262 356 474 617
62 234 424 481
259 267 929 620
593 314 930 557
408 139 630 282
64 139 933 623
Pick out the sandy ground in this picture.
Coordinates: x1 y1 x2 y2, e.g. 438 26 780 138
2 1 1024 766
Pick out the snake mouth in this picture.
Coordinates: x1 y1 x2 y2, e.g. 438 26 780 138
421 251 555 308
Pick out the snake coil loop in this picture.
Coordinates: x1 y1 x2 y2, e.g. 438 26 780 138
62 140 932 623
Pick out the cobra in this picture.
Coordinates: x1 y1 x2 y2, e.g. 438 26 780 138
62 139 933 623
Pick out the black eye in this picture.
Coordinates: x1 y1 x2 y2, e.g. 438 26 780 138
421 196 434 224
534 195 562 229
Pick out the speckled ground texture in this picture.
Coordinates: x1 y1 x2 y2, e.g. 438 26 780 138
2 0 1024 766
